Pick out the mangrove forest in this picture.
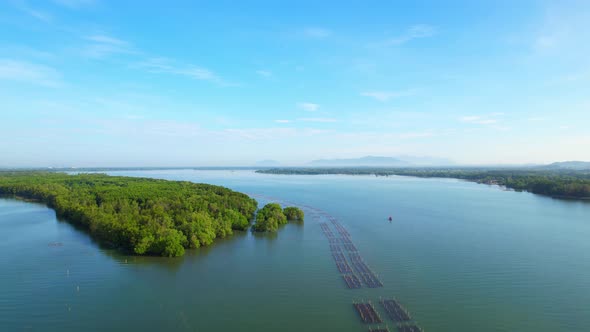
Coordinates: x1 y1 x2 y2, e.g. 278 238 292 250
0 172 259 257
252 203 304 232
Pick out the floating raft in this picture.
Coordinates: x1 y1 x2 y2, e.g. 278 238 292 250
332 252 347 262
342 274 362 289
340 237 353 245
320 223 335 238
336 260 353 273
353 302 382 324
368 328 390 332
352 260 371 274
397 325 422 332
349 253 363 262
343 243 358 251
360 272 383 288
330 244 342 252
381 299 412 322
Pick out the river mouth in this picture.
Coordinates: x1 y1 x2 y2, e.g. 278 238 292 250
1 169 590 332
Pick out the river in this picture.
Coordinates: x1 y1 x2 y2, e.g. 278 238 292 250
1 170 589 331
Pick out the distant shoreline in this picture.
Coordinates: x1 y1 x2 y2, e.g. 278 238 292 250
255 167 590 201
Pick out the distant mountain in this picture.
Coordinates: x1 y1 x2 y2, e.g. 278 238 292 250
307 155 455 167
541 161 590 170
254 159 281 166
308 156 410 167
395 155 455 166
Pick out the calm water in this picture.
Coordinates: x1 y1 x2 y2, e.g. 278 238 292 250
1 170 590 332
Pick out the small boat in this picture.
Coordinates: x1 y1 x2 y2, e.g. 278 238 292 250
388 216 392 221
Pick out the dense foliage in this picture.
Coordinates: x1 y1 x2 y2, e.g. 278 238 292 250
283 206 304 221
252 203 286 232
252 203 304 232
0 172 258 257
257 168 590 199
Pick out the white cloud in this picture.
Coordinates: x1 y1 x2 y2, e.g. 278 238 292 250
398 131 434 139
82 34 133 58
0 59 62 87
297 102 319 112
223 127 328 141
298 117 337 123
460 116 498 125
527 117 547 122
12 2 53 23
256 70 272 78
376 24 437 46
86 35 127 45
360 90 414 102
460 113 505 126
134 57 229 84
275 119 290 123
303 27 332 38
52 0 96 8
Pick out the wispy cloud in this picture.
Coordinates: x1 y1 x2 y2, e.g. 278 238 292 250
460 113 504 126
298 117 337 123
81 34 133 58
134 57 230 85
398 131 435 139
303 27 332 38
527 116 547 122
360 90 415 102
0 59 62 87
297 102 319 112
224 127 328 141
256 70 272 78
274 119 290 123
460 116 498 125
374 24 437 46
12 2 53 23
52 0 96 9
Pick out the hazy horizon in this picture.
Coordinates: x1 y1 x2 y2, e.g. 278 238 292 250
1 1 589 167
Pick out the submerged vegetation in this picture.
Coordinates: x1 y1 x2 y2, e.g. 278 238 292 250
253 204 304 232
0 172 258 257
257 168 590 199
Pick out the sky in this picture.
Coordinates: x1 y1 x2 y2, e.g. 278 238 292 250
1 0 589 167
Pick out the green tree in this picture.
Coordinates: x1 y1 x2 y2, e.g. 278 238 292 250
253 203 287 232
283 207 304 221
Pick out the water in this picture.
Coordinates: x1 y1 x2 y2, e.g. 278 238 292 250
1 170 589 332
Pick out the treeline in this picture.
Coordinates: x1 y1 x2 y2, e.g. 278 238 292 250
257 168 590 199
0 172 258 257
252 204 304 232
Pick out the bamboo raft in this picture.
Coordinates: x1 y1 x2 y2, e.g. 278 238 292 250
336 260 353 273
349 252 362 261
340 237 352 244
380 299 412 322
332 252 347 262
343 243 358 251
360 272 383 288
342 274 362 289
397 325 422 332
330 244 342 252
351 260 371 274
368 328 390 332
353 302 382 324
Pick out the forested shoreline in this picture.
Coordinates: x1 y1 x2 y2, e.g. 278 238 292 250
257 168 590 199
0 172 259 257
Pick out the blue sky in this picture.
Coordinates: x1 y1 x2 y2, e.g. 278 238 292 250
1 0 589 167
